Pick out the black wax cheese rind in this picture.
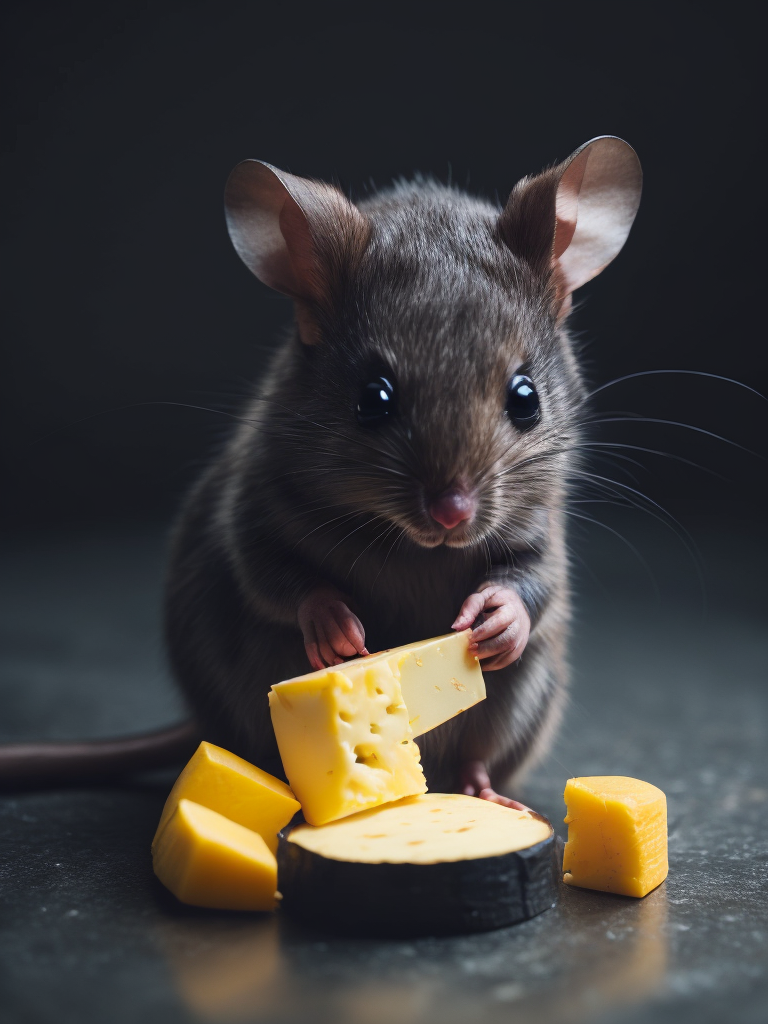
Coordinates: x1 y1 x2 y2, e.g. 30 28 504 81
277 819 558 936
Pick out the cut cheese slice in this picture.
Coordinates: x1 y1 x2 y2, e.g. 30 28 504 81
153 799 277 911
152 741 300 855
277 793 557 934
269 657 426 826
562 776 668 897
366 631 485 737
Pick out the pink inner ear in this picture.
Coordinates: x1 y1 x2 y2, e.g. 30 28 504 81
278 195 321 303
553 151 588 260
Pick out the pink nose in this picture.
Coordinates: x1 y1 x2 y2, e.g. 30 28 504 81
428 489 477 531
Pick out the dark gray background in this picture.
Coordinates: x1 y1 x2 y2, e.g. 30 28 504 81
2 0 766 526
2 6 767 1023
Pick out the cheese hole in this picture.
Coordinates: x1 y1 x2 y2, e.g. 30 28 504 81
456 827 472 832
353 745 378 768
369 724 381 734
375 688 384 695
429 809 442 813
339 711 353 723
363 834 387 839
407 840 424 846
385 704 399 715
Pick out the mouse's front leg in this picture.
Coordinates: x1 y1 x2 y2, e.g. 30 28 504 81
297 587 369 670
452 583 532 807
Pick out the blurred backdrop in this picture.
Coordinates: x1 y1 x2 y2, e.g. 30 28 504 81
2 0 766 527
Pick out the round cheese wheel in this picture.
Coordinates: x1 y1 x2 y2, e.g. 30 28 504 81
277 793 557 935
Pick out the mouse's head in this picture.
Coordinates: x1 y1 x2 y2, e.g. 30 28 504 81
225 139 641 554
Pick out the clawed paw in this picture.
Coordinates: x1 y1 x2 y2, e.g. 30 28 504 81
452 584 530 670
297 588 368 671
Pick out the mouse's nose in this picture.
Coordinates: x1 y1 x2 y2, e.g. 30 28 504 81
428 488 477 531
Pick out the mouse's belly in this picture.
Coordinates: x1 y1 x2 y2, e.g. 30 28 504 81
348 536 487 647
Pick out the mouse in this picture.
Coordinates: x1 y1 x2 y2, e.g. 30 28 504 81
163 135 642 804
0 136 641 796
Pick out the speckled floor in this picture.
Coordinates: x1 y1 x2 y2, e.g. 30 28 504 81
1 510 766 1024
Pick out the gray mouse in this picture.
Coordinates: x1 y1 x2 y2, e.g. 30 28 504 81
164 135 642 804
0 137 641 796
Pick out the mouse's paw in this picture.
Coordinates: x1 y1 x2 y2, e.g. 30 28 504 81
459 760 531 812
452 584 530 670
297 588 368 671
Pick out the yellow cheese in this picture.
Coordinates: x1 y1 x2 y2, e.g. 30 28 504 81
562 776 668 897
375 631 485 737
153 799 277 911
288 792 552 863
152 741 300 855
269 657 427 826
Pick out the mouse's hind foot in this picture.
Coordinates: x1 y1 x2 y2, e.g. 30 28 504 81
458 759 530 812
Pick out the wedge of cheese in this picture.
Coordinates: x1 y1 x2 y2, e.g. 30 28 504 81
152 741 300 855
153 799 277 911
268 631 485 827
562 776 668 897
269 657 426 826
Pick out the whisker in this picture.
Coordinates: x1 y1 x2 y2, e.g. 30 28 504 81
587 369 766 402
584 416 764 460
346 520 401 578
318 514 389 566
577 442 729 482
554 507 662 600
568 469 706 605
372 526 407 593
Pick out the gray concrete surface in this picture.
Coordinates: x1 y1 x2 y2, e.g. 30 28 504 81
1 509 766 1024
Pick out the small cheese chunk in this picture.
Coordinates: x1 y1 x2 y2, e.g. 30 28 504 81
562 776 668 897
269 658 427 826
153 799 277 911
153 741 300 854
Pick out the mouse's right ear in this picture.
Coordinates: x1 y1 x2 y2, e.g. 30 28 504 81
499 137 642 318
224 160 370 343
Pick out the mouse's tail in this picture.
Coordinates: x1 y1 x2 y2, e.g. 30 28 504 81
0 720 201 791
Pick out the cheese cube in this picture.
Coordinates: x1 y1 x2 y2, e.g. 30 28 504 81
152 741 300 855
562 776 668 897
153 799 277 911
269 657 427 826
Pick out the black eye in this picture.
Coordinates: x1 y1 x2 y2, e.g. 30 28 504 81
357 376 396 426
506 374 540 430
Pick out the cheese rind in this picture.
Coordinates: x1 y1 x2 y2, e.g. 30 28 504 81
153 799 277 911
152 741 300 855
269 659 427 826
562 776 668 897
278 794 558 935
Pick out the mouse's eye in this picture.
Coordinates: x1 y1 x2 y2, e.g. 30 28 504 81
506 374 540 430
357 376 397 426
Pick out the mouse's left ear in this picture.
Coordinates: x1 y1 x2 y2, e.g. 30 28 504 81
500 137 642 315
